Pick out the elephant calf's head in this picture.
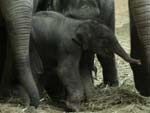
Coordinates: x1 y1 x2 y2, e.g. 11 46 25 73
74 20 141 65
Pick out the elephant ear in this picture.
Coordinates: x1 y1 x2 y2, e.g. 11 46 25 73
73 24 92 50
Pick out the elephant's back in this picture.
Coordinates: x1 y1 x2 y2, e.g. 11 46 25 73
32 11 82 40
32 10 83 47
32 13 61 67
34 11 66 21
32 11 67 36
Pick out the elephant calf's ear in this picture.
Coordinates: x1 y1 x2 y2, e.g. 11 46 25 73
74 27 89 50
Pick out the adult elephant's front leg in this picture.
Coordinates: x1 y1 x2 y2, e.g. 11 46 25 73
97 54 118 86
129 15 146 96
57 55 84 112
0 22 6 82
79 51 95 99
0 0 39 107
129 0 150 96
97 0 118 86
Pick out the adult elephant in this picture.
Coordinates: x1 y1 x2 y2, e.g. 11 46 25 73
129 0 150 96
49 0 117 98
0 19 6 86
0 0 51 107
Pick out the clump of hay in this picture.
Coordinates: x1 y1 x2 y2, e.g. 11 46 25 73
81 86 150 112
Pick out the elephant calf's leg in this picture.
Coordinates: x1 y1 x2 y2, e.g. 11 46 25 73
57 56 84 112
43 71 66 103
97 54 118 86
80 52 95 100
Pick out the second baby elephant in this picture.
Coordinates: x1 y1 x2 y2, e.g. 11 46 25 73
29 11 140 111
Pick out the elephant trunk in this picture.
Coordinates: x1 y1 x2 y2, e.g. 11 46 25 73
129 0 150 72
0 0 39 106
129 0 150 96
112 37 141 65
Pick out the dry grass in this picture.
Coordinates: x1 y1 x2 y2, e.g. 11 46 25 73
82 87 150 112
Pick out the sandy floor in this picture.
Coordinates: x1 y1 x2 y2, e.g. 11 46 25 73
1 0 150 113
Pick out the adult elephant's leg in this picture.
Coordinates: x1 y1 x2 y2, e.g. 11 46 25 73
0 24 8 96
97 0 118 86
79 51 95 99
0 0 39 107
0 22 6 83
129 0 150 96
1 41 13 95
129 15 146 96
97 55 118 86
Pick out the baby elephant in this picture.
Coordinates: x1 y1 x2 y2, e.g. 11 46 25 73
30 11 140 111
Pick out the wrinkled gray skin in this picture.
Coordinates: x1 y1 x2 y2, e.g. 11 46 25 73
129 0 150 96
48 0 117 100
0 19 6 83
30 11 140 111
0 0 52 107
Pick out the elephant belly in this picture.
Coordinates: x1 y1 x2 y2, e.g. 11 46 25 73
40 52 58 71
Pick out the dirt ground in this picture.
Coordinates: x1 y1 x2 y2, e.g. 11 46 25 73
1 0 150 113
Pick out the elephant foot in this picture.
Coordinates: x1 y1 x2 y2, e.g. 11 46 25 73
104 80 119 87
96 82 118 90
65 89 84 112
84 86 95 102
30 95 40 108
11 85 38 107
135 78 150 97
65 101 80 112
131 64 150 97
16 85 30 106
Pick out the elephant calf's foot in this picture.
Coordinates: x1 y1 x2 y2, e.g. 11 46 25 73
30 95 40 108
84 87 95 102
65 101 81 112
65 90 84 112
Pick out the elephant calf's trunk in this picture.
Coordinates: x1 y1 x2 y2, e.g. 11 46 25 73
113 41 141 65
